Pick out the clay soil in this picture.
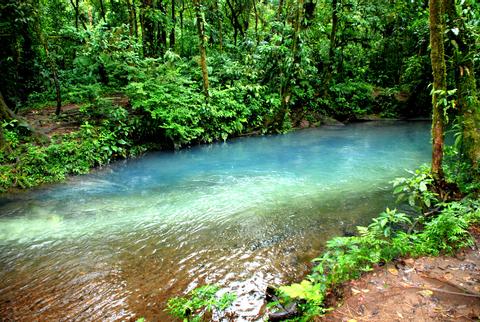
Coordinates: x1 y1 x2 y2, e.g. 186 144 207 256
319 227 480 322
21 103 82 138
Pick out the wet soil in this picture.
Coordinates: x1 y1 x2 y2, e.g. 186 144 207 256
320 227 480 322
20 103 84 138
20 95 129 138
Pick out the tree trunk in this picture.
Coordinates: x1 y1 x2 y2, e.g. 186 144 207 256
253 0 259 45
216 0 223 51
459 60 480 169
100 0 107 22
141 0 155 57
277 0 284 20
157 0 167 56
170 0 176 49
323 0 339 95
193 0 209 99
75 0 79 29
35 16 62 115
445 0 480 169
0 92 15 122
130 0 139 38
69 0 88 30
126 0 135 35
0 124 5 151
429 0 447 180
226 0 239 46
0 92 14 151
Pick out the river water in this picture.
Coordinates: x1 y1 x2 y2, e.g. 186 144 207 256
0 121 430 321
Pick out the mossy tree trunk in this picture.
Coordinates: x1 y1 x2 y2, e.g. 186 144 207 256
429 0 447 181
459 61 480 169
0 92 14 151
193 0 209 99
323 0 339 96
34 12 62 115
445 0 480 169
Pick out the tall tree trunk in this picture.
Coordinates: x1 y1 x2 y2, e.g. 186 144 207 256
216 0 223 51
0 92 15 121
170 0 176 49
69 0 88 29
126 0 135 35
141 0 155 57
179 0 184 54
132 0 139 38
0 124 5 151
100 0 107 22
226 0 239 46
34 16 62 115
193 0 209 99
459 61 480 169
293 0 304 53
429 0 447 180
277 0 284 20
157 0 167 56
0 92 15 151
253 0 259 45
75 0 79 29
445 0 480 169
323 0 339 95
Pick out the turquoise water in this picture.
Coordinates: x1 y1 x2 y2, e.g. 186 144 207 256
0 121 430 321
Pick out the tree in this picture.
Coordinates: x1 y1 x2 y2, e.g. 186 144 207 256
0 92 15 151
193 0 209 99
445 0 480 169
428 0 447 181
34 10 62 115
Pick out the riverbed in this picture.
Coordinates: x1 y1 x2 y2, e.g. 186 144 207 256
0 121 430 321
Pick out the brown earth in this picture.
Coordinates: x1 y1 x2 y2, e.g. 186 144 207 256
21 103 82 138
319 227 480 322
20 95 129 138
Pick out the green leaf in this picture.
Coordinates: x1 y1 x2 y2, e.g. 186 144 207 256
419 182 427 192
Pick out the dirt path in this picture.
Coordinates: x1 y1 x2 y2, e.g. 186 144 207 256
20 95 129 139
320 228 480 321
21 104 82 138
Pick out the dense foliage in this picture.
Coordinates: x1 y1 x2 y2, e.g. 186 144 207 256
0 0 479 321
1 0 479 191
276 169 480 320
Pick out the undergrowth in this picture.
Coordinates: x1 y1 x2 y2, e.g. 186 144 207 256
0 101 148 192
165 285 236 322
275 167 480 321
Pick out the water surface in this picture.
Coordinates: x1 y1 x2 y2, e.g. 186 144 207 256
0 121 430 321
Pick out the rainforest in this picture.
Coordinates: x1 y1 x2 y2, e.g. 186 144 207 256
0 0 479 321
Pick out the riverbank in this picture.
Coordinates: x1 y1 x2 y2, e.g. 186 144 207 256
320 225 480 321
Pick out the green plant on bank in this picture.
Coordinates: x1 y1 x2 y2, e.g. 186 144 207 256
165 285 236 322
392 165 439 211
276 167 480 321
0 100 148 192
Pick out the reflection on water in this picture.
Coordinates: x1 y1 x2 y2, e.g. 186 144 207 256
0 121 430 321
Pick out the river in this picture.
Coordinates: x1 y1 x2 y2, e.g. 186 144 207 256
0 121 430 321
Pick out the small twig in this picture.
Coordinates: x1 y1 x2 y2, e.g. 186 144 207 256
419 273 480 296
404 284 480 298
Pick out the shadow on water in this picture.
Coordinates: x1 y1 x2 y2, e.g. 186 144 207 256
0 121 430 321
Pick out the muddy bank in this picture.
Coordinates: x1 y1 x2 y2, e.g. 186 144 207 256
319 227 480 322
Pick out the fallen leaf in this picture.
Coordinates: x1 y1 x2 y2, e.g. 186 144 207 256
418 289 433 297
443 272 453 280
404 258 415 265
362 289 370 293
397 312 404 319
347 319 357 322
388 268 399 276
351 288 361 295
